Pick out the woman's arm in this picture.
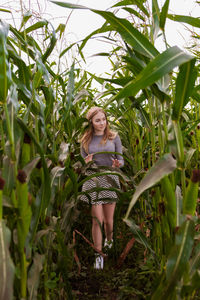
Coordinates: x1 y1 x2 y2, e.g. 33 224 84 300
113 135 124 167
81 146 87 159
81 146 93 163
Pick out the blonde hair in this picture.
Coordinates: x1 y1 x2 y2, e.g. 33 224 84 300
81 106 117 153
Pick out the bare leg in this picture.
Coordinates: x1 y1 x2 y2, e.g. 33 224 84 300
103 203 116 241
91 204 104 251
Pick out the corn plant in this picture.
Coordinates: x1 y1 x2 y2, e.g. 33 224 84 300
1 0 200 298
51 0 200 298
0 7 99 298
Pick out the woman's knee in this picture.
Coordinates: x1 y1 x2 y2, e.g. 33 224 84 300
92 218 103 228
104 219 113 229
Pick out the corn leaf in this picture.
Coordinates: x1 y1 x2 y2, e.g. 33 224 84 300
16 118 51 242
152 220 195 299
8 48 31 89
183 179 199 215
41 86 55 121
185 148 196 168
168 14 200 28
0 220 15 300
50 1 88 9
93 10 159 59
190 243 200 276
19 11 32 31
66 62 75 104
112 0 149 17
161 176 176 228
22 157 41 181
152 0 160 19
114 46 194 101
137 105 151 128
79 23 112 51
122 7 145 21
42 29 57 62
160 0 170 30
59 42 77 58
21 20 48 34
173 121 185 165
0 21 12 103
17 179 32 250
175 185 182 227
51 166 65 187
125 153 177 219
0 8 11 13
189 270 200 291
27 253 45 300
152 0 160 40
2 156 16 192
124 218 155 255
51 2 158 58
165 220 195 291
172 59 197 121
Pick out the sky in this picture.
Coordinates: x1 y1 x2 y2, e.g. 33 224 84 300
1 0 200 77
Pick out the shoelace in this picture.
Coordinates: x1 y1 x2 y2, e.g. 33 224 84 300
104 238 113 249
94 254 104 269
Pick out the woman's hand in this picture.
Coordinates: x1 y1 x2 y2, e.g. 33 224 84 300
112 159 121 168
85 153 93 163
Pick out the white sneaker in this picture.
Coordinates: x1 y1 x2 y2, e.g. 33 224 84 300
104 238 113 249
94 254 104 269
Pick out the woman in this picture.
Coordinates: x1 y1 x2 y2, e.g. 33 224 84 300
80 106 124 269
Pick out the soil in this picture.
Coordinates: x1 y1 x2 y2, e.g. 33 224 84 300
69 238 154 300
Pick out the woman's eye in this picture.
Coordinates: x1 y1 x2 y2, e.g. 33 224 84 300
94 118 105 122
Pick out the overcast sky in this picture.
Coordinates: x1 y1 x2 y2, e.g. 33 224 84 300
1 0 200 76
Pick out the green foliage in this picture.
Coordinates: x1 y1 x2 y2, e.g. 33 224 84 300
125 153 177 219
168 14 200 28
0 221 15 300
172 59 197 121
160 0 170 30
0 21 11 103
152 220 195 299
1 0 200 299
114 46 194 101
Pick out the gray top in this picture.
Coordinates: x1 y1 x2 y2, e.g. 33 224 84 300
81 134 124 167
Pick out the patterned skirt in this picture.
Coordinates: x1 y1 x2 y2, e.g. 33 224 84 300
79 168 121 205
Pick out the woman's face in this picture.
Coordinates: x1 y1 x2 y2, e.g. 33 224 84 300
92 111 107 134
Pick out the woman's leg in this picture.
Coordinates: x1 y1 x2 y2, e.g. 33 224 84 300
103 203 116 241
91 204 104 251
